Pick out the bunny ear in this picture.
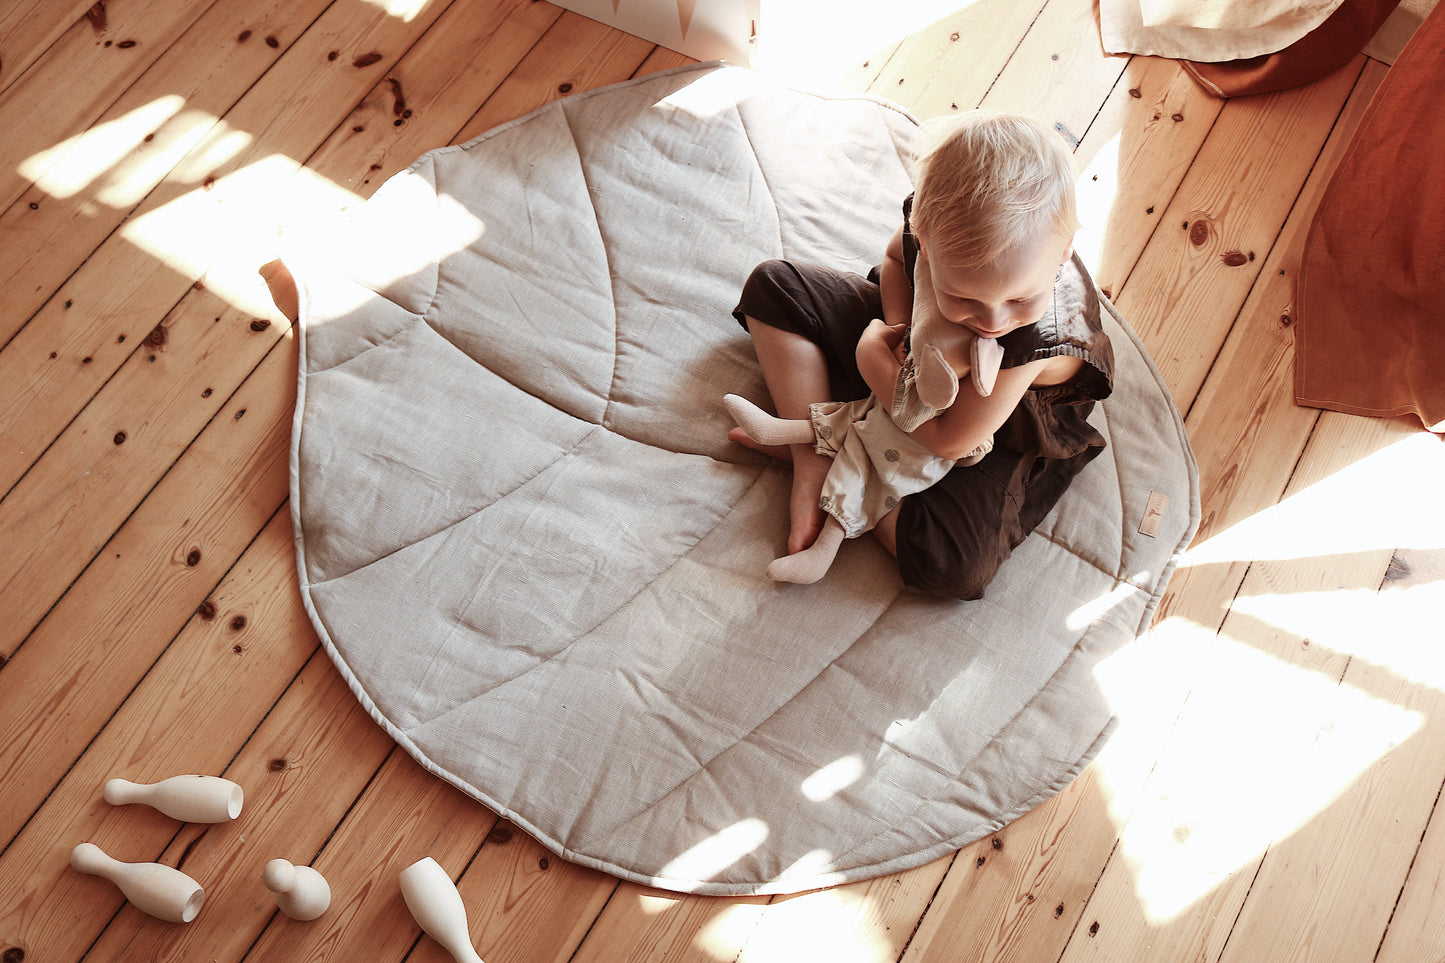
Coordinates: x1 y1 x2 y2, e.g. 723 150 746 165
908 246 959 409
971 336 1004 398
916 343 960 409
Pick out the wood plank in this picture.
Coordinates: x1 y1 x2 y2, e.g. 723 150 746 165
1066 412 1433 963
977 0 1128 146
1146 57 1387 648
0 511 397 961
570 884 770 963
1110 58 1366 408
0 281 290 648
0 0 98 94
864 0 1049 119
634 43 698 78
78 663 387 962
0 0 334 340
0 0 214 210
900 767 1127 961
237 749 499 962
449 821 616 963
0 0 556 646
0 0 458 488
1033 59 1391 963
80 660 398 962
1380 816 1445 963
0 331 294 848
452 10 659 143
225 759 608 962
1373 549 1445 963
1218 424 1445 963
738 859 952 962
298 0 564 196
1072 55 1223 301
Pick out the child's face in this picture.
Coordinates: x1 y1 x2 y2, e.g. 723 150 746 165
922 228 1073 339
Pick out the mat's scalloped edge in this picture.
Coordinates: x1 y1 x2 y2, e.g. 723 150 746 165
410 60 921 173
1098 291 1202 638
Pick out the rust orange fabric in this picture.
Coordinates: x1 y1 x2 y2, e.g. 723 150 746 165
1294 0 1445 431
1183 0 1400 97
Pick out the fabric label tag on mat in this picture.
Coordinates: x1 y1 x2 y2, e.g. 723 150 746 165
1139 490 1169 538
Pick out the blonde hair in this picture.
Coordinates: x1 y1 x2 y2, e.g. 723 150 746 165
910 110 1079 268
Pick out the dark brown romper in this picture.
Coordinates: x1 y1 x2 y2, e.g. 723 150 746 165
732 196 1114 600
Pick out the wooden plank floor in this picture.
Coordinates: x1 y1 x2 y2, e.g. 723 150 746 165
3 1 1442 960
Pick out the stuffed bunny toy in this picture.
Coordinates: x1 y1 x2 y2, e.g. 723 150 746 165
891 248 1004 430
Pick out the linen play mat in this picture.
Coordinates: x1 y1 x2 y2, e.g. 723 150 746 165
285 63 1198 896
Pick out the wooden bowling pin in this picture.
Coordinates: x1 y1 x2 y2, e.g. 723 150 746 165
104 774 243 823
70 842 205 923
262 857 331 921
399 857 485 963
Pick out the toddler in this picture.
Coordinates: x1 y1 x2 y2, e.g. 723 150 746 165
730 110 1114 599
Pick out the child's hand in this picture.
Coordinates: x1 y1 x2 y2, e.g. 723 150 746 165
861 318 908 362
856 319 910 400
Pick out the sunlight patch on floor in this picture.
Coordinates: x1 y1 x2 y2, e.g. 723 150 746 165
1089 424 1445 925
1182 429 1445 570
1231 585 1444 691
735 887 894 963
752 0 985 90
117 155 363 318
1091 615 1215 829
1073 130 1122 278
19 98 259 213
361 0 432 21
1114 633 1422 923
695 900 768 960
18 88 489 321
16 91 495 321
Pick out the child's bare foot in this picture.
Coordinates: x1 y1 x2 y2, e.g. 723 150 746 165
727 426 792 461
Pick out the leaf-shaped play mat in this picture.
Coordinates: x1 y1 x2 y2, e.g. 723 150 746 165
287 63 1198 896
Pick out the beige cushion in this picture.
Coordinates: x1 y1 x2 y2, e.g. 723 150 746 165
287 63 1199 895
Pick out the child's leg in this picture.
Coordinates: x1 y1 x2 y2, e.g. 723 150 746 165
872 507 900 557
887 454 1024 600
744 317 836 555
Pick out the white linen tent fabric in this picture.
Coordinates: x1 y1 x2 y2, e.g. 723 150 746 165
285 63 1199 896
1099 0 1348 60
